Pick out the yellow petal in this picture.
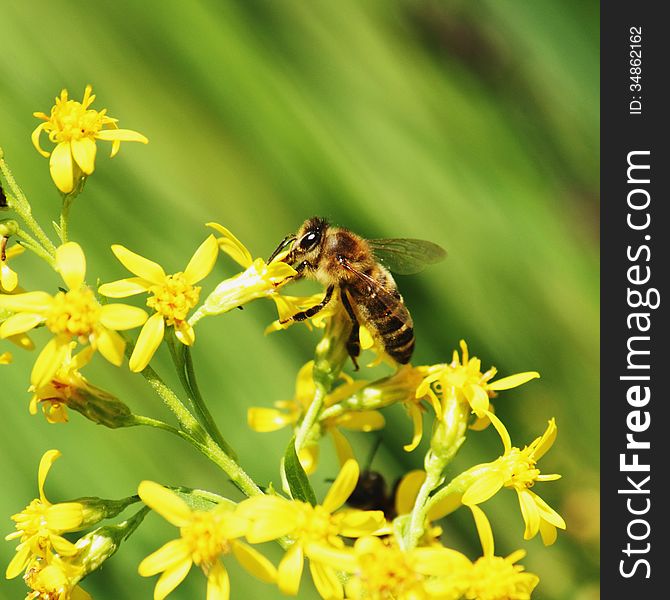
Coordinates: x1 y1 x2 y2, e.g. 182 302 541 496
518 489 540 540
31 337 69 388
174 320 195 346
329 428 354 467
394 470 426 515
294 361 316 402
237 497 297 543
183 235 218 285
49 142 74 193
336 411 385 432
96 328 126 366
488 371 540 391
1 262 18 291
206 561 230 600
413 547 472 575
337 509 386 537
38 449 62 502
531 490 566 529
469 505 494 557
486 410 512 453
70 137 97 175
138 481 192 527
278 543 304 596
56 242 86 290
427 492 463 521
7 332 35 350
232 541 277 583
138 539 190 576
309 560 343 600
98 277 151 297
5 543 31 579
46 502 84 531
403 403 423 452
304 543 358 573
154 559 192 600
461 470 504 506
50 532 78 556
539 519 558 546
96 128 149 143
464 384 489 417
129 314 165 372
111 244 166 284
99 303 147 330
207 222 253 268
299 444 319 475
0 290 53 312
31 122 50 158
0 312 46 338
322 459 359 514
247 407 294 432
532 418 558 460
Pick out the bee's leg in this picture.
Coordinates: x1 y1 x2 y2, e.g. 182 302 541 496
340 287 361 371
283 284 334 323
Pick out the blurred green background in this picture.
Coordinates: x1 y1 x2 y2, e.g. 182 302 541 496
0 1 598 599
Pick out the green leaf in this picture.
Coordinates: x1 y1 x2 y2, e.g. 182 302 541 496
284 436 317 506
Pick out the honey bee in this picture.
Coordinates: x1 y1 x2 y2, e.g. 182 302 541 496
268 217 446 367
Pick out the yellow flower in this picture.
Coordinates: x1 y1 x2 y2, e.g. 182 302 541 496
5 450 84 579
461 412 566 545
248 361 384 473
137 481 276 600
32 85 148 194
0 242 148 387
1 241 24 292
306 535 472 600
98 235 218 372
466 505 539 599
189 223 297 325
23 556 91 600
28 342 117 424
237 460 386 598
416 340 540 420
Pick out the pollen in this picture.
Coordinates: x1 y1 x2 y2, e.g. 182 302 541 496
146 273 200 325
43 90 105 144
469 555 537 600
502 449 541 491
357 544 420 599
180 511 231 568
46 287 101 339
294 504 340 544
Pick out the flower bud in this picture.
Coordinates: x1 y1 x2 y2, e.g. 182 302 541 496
0 219 19 236
72 495 140 528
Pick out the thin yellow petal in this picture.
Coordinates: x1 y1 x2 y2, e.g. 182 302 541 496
329 428 354 467
299 444 319 475
154 559 192 600
96 328 126 366
1 263 18 291
532 418 558 460
427 492 462 521
465 384 489 417
336 411 385 432
174 320 195 346
0 312 46 338
0 290 53 312
461 470 505 506
304 543 357 573
99 303 148 330
278 544 304 596
50 532 78 556
31 337 69 388
247 407 294 432
138 481 192 527
488 371 540 391
403 403 423 452
49 142 74 193
337 509 386 537
46 502 84 531
206 561 230 600
207 222 252 268
531 491 566 529
98 277 151 298
38 449 61 502
5 543 32 579
183 235 218 285
486 410 512 453
96 128 149 143
518 489 540 540
138 539 190 576
309 560 343 600
56 242 86 290
469 505 494 557
394 470 426 515
539 519 558 546
238 500 297 543
111 245 166 284
31 122 50 157
322 459 359 514
232 541 277 583
70 137 97 174
129 314 165 372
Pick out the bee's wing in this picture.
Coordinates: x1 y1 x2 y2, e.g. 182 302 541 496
368 238 446 275
339 258 406 313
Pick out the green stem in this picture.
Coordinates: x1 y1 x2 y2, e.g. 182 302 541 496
130 414 183 436
0 151 56 255
14 229 55 266
59 193 75 244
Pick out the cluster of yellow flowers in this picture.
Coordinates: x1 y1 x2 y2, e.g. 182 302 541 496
1 86 564 600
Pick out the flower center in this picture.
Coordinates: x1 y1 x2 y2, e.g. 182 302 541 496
47 99 105 143
294 504 340 544
46 288 101 340
357 546 420 599
469 556 535 600
502 450 540 490
146 273 199 325
181 512 231 569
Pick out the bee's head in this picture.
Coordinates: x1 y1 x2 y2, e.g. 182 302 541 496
269 217 328 267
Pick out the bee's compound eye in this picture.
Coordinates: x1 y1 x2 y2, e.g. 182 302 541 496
299 231 320 251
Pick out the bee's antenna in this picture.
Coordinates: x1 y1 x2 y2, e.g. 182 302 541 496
363 436 383 471
267 234 296 263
